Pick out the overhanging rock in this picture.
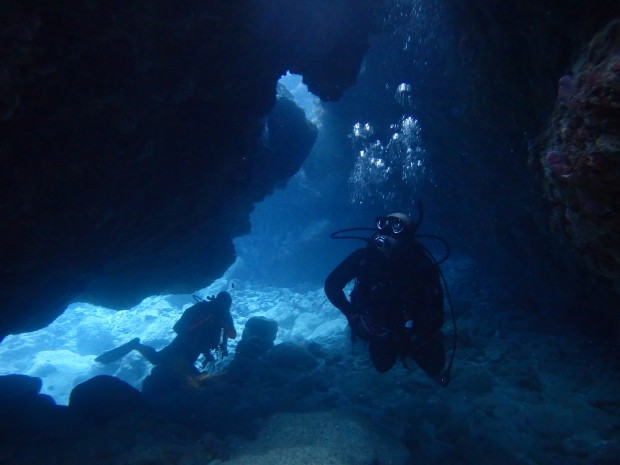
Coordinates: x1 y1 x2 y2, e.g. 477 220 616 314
0 0 382 338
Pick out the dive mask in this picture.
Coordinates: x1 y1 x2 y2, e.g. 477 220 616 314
376 216 407 236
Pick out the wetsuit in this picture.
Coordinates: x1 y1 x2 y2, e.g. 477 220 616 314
324 242 445 375
133 300 236 371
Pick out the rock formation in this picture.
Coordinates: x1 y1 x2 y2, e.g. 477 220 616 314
0 0 382 338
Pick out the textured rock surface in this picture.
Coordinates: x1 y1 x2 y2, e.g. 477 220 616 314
0 1 381 338
534 20 620 292
229 411 409 465
69 374 146 424
395 1 620 294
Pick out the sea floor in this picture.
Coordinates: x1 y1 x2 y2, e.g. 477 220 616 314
1 257 619 465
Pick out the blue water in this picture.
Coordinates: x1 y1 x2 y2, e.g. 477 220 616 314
1 2 619 464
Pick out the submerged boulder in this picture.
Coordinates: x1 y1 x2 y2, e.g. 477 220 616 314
69 375 147 424
0 374 42 401
236 316 279 359
0 374 74 438
265 342 320 371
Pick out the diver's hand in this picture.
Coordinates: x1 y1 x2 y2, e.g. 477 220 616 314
346 313 361 342
218 344 229 357
201 351 216 368
346 313 360 328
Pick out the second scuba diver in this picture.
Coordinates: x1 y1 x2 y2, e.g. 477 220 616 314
324 211 450 383
95 291 237 374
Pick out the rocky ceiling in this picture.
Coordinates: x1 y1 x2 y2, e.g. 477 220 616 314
0 0 383 339
1 0 619 342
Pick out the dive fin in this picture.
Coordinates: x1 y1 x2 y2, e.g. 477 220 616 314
95 337 140 364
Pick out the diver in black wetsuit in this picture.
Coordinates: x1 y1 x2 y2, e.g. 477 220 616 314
324 212 445 377
96 291 237 373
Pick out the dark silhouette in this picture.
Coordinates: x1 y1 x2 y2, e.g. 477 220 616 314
325 213 445 378
96 291 236 373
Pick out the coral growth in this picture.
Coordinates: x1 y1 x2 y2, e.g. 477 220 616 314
537 19 620 290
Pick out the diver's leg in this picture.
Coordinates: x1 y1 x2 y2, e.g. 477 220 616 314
134 343 165 365
95 337 141 364
368 338 398 373
408 332 445 376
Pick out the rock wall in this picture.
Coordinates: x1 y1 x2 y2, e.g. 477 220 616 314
533 20 620 294
0 0 383 338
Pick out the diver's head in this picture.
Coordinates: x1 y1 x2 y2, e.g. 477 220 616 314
375 212 414 238
371 212 415 258
216 291 232 310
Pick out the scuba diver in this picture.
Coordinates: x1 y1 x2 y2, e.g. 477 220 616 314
324 207 455 385
95 291 237 374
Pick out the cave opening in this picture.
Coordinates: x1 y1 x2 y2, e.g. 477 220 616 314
277 71 322 124
0 72 332 406
1 2 620 463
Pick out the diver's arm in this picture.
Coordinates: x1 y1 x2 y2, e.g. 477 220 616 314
218 329 229 357
324 249 363 317
223 312 237 339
